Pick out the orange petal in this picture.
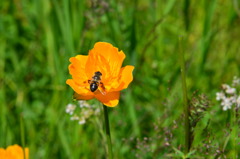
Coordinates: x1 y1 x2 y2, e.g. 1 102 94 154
6 145 29 159
0 148 6 158
73 92 95 100
111 65 134 91
0 148 5 153
85 52 110 82
86 42 126 82
69 55 89 84
95 91 120 107
66 79 93 96
69 55 88 72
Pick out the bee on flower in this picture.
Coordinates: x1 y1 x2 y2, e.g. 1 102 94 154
66 42 134 107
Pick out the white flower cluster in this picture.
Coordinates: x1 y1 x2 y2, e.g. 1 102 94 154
216 76 240 111
65 100 100 124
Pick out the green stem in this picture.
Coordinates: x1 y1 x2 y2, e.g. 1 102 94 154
232 107 237 159
183 0 190 31
20 114 26 159
179 37 191 153
103 105 113 159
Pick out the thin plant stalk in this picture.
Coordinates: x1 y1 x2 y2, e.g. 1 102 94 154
232 107 237 159
20 115 26 159
178 37 191 153
103 105 113 159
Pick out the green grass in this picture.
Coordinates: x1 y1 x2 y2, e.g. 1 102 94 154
0 0 240 158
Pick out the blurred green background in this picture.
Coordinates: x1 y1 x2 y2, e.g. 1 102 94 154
0 0 240 158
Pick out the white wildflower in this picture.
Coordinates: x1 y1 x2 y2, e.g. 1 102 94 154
221 84 236 94
66 101 100 125
216 92 225 101
229 96 237 103
78 118 86 125
70 115 79 120
82 109 94 118
79 100 90 108
216 76 240 111
225 86 236 94
236 96 240 108
222 84 229 90
221 98 232 111
66 104 76 115
233 76 240 86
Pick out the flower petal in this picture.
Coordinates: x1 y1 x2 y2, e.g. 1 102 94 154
95 91 120 107
73 92 95 100
66 79 93 96
6 145 29 159
0 148 7 158
86 42 126 82
111 65 134 91
85 52 110 82
69 55 89 84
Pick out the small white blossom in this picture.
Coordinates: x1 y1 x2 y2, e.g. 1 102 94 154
221 98 232 111
229 96 237 103
216 76 240 111
236 96 240 108
66 104 76 115
222 84 236 94
225 87 236 94
216 92 225 101
233 76 240 86
66 101 100 125
79 100 90 108
222 84 229 90
78 118 86 125
70 115 79 120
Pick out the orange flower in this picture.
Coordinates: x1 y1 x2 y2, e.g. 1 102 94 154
66 42 134 107
0 144 29 159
